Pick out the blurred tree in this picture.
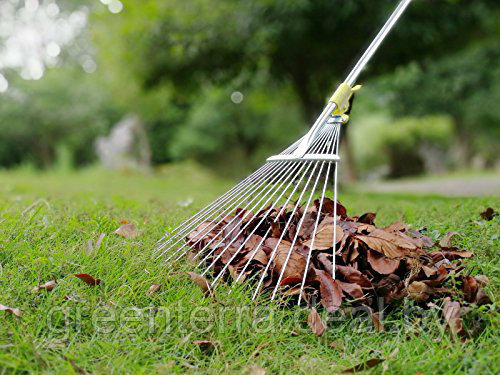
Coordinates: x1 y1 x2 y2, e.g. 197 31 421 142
386 40 500 167
92 0 497 178
135 0 496 121
0 67 122 168
170 83 304 176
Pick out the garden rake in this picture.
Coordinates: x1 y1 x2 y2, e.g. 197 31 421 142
154 0 413 304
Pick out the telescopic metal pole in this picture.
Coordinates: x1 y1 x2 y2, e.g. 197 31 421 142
291 0 412 158
345 0 412 86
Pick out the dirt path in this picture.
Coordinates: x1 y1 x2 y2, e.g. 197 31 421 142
361 174 500 197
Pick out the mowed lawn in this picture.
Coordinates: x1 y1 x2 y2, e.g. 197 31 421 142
0 168 498 374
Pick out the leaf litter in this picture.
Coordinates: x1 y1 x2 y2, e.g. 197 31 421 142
186 197 492 338
32 280 57 293
0 304 22 317
75 274 101 286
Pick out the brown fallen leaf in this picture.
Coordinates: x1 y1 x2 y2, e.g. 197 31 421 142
371 311 385 332
462 276 478 303
187 272 214 298
314 197 347 217
274 241 306 279
336 265 372 289
431 250 474 262
357 229 422 259
32 280 57 293
315 269 342 312
247 364 266 375
182 197 492 322
115 222 138 239
442 297 468 339
148 284 161 296
439 231 460 248
0 304 21 317
408 281 433 302
384 221 408 232
474 289 491 306
303 218 344 250
480 207 497 221
307 308 326 336
75 274 101 286
421 265 437 278
358 212 376 225
367 249 400 275
337 280 364 300
342 358 384 373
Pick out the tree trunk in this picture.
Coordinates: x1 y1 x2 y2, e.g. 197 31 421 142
291 72 322 125
36 142 52 169
452 119 471 168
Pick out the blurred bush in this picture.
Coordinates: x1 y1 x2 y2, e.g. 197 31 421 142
0 67 122 168
170 84 303 176
352 112 453 179
0 0 497 179
385 40 500 169
382 116 453 178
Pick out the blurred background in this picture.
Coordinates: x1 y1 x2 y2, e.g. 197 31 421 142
0 0 499 195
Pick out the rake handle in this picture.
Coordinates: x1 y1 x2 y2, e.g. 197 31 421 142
292 0 412 158
345 0 413 86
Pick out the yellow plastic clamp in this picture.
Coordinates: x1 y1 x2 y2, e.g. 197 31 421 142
329 83 362 117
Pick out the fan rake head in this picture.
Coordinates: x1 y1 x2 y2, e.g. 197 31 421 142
153 0 413 305
154 116 344 304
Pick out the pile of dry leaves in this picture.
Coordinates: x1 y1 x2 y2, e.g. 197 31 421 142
187 198 492 338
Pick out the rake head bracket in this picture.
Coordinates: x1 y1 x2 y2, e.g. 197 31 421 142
329 83 362 116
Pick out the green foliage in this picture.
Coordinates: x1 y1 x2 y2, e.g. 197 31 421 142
385 40 500 164
0 67 123 168
88 0 498 175
1 0 498 174
382 116 453 177
170 84 303 175
0 169 498 373
384 116 452 149
353 114 453 178
108 0 497 119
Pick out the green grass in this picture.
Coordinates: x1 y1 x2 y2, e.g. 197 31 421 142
0 167 498 374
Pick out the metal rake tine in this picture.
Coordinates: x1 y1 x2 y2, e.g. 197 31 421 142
165 126 334 264
331 127 342 279
208 125 336 286
198 161 306 273
156 160 289 261
229 128 337 286
228 227 272 290
251 161 321 301
154 161 276 254
270 126 339 300
153 0 414 306
207 158 317 283
154 136 307 250
165 160 299 264
251 124 336 300
194 126 336 270
270 160 327 300
298 158 333 306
